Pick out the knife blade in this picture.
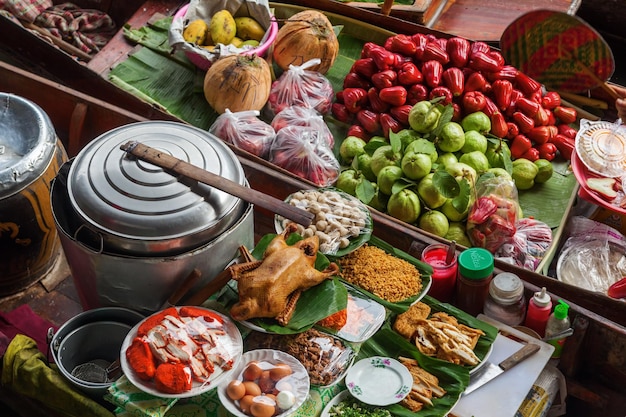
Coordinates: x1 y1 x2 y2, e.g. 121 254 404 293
464 342 541 395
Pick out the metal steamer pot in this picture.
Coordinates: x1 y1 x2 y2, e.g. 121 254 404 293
49 307 145 399
51 121 254 313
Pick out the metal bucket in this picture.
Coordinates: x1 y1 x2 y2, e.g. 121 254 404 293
50 121 254 314
49 307 145 399
0 93 68 295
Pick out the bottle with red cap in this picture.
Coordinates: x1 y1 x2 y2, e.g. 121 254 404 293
523 287 552 337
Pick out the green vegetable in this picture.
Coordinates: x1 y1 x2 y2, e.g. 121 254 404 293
329 399 392 417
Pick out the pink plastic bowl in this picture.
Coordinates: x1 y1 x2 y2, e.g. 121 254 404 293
174 4 278 71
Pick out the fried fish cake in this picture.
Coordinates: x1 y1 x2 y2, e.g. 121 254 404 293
393 302 431 340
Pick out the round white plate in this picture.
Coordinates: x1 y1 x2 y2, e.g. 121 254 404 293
217 349 310 417
344 357 412 406
320 390 353 417
120 307 243 398
469 340 494 375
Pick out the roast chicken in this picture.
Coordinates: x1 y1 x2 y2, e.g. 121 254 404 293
229 223 339 325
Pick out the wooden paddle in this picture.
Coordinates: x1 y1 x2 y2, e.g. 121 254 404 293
120 141 315 227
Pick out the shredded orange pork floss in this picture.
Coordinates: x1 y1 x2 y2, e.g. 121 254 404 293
317 308 348 329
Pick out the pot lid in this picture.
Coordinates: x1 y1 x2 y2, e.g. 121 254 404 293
0 93 58 198
67 121 246 247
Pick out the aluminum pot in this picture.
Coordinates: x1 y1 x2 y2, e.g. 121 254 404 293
51 121 254 313
49 307 145 399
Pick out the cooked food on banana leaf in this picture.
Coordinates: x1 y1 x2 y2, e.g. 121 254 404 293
398 356 447 412
338 245 422 302
229 223 339 325
393 302 485 366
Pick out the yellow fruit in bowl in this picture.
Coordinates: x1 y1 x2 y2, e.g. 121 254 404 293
210 9 237 45
234 16 266 42
183 19 209 45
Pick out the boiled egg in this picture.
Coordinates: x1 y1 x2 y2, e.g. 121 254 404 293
238 395 255 414
243 381 262 397
269 363 293 381
258 370 275 394
276 390 296 410
243 361 263 381
226 379 246 401
250 395 276 417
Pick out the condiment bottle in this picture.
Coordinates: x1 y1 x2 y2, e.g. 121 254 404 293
421 243 458 303
455 248 494 317
523 287 552 337
545 300 571 359
483 272 526 326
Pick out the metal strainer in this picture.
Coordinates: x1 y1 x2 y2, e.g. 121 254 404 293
71 358 121 384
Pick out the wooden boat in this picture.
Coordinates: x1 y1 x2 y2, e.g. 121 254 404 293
1 1 626 414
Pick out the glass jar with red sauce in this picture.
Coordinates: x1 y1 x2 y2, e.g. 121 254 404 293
421 243 458 303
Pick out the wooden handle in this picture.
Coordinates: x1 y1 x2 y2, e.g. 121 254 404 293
165 268 202 307
381 0 394 15
23 22 92 62
185 269 233 306
499 343 540 371
120 141 314 227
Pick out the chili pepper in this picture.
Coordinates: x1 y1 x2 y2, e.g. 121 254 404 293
492 80 514 111
515 97 541 117
387 34 417 56
521 147 540 162
380 113 402 138
343 72 371 89
510 134 533 159
553 106 578 124
155 363 193 394
369 46 396 71
557 123 578 139
422 42 450 64
397 62 423 85
487 65 519 82
390 104 412 126
331 102 354 123
342 88 368 114
411 33 428 60
541 91 561 109
367 87 390 113
537 142 557 161
470 41 491 55
429 86 453 105
490 111 509 138
371 69 397 90
527 126 555 145
512 111 535 133
407 83 429 105
465 71 488 92
608 277 626 299
447 37 470 67
347 124 370 141
357 109 381 133
379 85 407 106
442 67 465 97
483 97 499 117
422 60 443 88
469 50 503 73
462 91 487 113
515 71 542 96
126 337 156 380
351 57 378 79
506 122 519 140
552 133 574 160
533 107 550 126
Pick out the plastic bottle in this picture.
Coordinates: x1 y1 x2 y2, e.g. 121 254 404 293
455 247 494 317
545 300 571 359
483 272 526 326
523 287 552 337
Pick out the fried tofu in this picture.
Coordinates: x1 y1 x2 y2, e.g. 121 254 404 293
393 302 431 339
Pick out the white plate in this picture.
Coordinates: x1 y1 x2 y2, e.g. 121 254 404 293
575 118 626 178
217 349 310 417
344 357 412 406
469 340 495 375
320 390 354 417
120 307 243 398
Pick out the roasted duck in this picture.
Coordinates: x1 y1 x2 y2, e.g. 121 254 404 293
229 223 339 325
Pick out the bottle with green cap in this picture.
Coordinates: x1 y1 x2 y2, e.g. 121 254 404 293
454 247 495 317
545 300 571 359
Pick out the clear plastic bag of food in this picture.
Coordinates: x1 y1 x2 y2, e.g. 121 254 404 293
269 125 340 186
271 105 334 147
267 58 335 117
496 217 553 271
467 175 520 253
209 109 276 159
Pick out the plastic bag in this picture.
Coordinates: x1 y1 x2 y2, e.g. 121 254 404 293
266 59 335 117
467 175 520 253
556 216 626 294
269 125 340 186
209 109 276 159
271 105 334 147
496 217 553 271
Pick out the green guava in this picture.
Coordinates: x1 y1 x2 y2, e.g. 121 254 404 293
401 151 432 180
461 111 491 133
387 189 421 224
408 101 442 134
438 122 466 153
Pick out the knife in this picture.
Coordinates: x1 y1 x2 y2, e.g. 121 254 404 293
464 342 541 395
